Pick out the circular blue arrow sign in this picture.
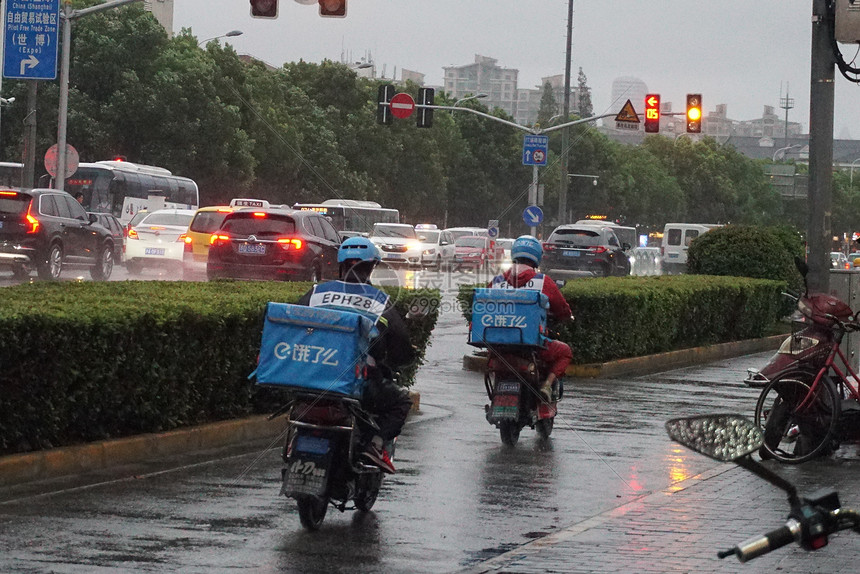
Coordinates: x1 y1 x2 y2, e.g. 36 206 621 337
523 205 544 226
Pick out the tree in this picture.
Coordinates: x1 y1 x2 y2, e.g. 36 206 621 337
536 81 558 128
576 67 593 118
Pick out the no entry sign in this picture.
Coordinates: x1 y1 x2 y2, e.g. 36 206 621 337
389 93 415 119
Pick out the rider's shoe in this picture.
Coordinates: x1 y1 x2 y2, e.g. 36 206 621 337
362 438 396 474
539 383 553 403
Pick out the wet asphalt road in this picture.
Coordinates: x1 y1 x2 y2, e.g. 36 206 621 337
1 267 854 572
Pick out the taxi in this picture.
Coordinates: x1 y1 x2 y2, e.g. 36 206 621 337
181 198 269 279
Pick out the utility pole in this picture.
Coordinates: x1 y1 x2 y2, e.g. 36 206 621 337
22 82 36 188
779 83 794 151
557 0 574 226
807 0 836 292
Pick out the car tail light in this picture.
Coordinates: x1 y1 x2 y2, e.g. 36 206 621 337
210 234 230 245
845 261 851 270
127 228 139 240
542 243 556 251
24 201 39 234
252 212 267 218
179 233 193 252
592 246 608 254
277 238 303 250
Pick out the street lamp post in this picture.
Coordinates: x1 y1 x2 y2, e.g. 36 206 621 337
850 157 860 187
773 144 803 162
454 93 487 107
197 29 243 47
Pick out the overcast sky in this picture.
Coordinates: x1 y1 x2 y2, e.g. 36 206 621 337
176 1 860 139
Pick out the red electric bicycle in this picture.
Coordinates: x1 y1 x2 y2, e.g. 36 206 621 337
754 260 860 464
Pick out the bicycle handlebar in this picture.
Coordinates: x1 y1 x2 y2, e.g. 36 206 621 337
719 519 801 562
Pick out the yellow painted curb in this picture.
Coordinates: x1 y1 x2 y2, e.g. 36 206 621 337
0 415 285 488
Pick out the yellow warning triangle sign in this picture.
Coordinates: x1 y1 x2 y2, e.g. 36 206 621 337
615 99 640 123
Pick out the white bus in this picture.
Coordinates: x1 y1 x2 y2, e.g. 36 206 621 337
0 162 23 188
62 160 199 224
293 199 399 238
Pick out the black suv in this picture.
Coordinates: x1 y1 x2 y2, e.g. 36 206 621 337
207 207 340 282
0 188 116 280
542 224 631 277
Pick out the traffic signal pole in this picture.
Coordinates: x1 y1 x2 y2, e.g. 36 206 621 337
388 95 613 237
807 0 836 292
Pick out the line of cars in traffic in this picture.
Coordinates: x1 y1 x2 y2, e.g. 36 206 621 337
0 187 638 283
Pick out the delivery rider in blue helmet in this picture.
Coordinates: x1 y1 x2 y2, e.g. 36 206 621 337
297 237 416 473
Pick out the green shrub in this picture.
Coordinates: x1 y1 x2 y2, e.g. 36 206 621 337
0 281 438 455
687 224 803 287
458 275 783 364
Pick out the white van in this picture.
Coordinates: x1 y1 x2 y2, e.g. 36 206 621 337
661 223 722 274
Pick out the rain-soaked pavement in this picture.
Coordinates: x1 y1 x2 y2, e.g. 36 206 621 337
1 268 859 572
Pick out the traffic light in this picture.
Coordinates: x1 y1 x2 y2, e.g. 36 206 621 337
686 94 702 133
644 94 660 133
417 88 435 128
319 0 346 17
377 84 395 125
249 0 278 18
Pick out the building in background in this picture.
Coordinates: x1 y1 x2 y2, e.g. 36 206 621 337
443 55 519 118
144 0 173 37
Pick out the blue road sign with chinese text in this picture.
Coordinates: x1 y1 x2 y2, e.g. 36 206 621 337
3 0 60 80
522 135 548 166
523 205 544 226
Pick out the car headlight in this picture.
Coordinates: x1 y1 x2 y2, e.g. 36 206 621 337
423 248 436 255
406 242 421 252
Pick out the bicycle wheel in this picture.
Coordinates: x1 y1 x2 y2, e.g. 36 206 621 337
756 374 840 464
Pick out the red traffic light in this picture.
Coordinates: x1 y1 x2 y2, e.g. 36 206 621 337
249 0 278 18
686 94 702 133
644 94 660 133
319 0 346 17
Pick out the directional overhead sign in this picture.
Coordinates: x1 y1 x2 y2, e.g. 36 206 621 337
522 135 549 166
523 205 543 226
3 0 60 80
614 99 640 131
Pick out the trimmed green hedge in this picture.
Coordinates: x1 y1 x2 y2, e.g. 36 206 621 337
458 275 783 364
0 281 438 455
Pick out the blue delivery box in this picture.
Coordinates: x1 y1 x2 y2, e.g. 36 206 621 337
255 302 378 398
468 288 548 348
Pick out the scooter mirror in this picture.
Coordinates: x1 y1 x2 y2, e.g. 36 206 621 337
665 414 763 462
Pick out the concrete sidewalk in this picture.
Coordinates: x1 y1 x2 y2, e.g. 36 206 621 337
460 460 859 574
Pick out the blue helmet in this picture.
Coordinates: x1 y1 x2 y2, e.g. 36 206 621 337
338 236 381 264
511 235 543 265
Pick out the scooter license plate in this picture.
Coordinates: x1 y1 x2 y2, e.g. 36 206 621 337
489 381 520 422
295 435 330 455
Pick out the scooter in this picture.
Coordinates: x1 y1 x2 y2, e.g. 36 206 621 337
744 259 853 389
468 287 559 446
666 413 860 562
483 350 560 445
272 391 388 531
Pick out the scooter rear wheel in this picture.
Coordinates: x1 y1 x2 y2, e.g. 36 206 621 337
499 421 520 446
535 417 554 438
756 374 840 464
297 495 329 530
355 473 383 512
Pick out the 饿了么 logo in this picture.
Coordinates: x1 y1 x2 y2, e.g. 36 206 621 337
481 314 528 328
274 342 339 365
